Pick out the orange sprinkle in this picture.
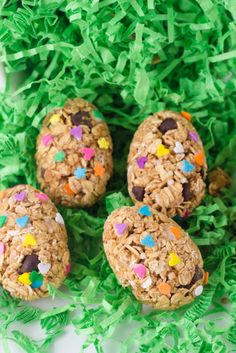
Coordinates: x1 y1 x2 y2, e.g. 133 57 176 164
181 111 192 121
64 183 74 196
158 282 171 295
194 152 204 166
94 163 105 177
170 226 182 240
204 272 209 285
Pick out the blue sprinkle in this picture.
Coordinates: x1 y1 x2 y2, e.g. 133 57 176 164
31 279 43 289
182 160 194 173
141 234 156 247
74 167 87 179
138 205 152 216
16 215 29 228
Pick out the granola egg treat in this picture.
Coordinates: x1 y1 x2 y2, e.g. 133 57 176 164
103 205 207 310
35 98 113 208
0 184 70 300
127 111 207 217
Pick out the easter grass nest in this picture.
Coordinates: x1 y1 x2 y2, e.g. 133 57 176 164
0 1 236 352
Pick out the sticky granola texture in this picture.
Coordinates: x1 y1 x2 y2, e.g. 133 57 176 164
127 111 207 217
103 206 205 310
0 185 70 300
35 98 113 207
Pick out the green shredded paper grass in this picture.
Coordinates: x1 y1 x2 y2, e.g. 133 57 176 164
0 1 236 352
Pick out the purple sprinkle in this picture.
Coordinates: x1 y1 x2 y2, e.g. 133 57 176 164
189 131 199 142
14 191 26 202
70 126 82 139
136 156 147 169
115 223 127 236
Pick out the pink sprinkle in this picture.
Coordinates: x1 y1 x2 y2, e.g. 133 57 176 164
81 147 95 161
137 156 147 169
167 179 174 186
41 134 53 146
70 126 82 139
115 223 127 236
182 210 190 219
189 131 199 142
65 263 71 275
14 191 26 202
36 193 49 201
0 242 5 255
133 264 147 279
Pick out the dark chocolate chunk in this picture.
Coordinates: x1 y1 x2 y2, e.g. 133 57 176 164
132 186 145 201
199 168 205 179
18 254 40 274
182 183 191 201
71 111 92 128
159 118 177 134
191 265 203 284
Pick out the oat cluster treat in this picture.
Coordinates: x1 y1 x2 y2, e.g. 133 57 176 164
103 205 206 310
36 98 113 208
127 111 207 217
0 184 70 300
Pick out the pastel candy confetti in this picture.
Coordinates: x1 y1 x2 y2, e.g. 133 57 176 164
194 285 203 297
54 151 65 162
41 134 53 146
169 226 182 240
55 212 64 225
94 163 105 176
115 223 127 235
48 114 60 124
141 277 152 289
158 282 171 295
133 264 147 279
38 262 51 275
30 271 43 288
136 156 147 169
74 167 87 179
70 126 82 139
157 143 169 157
204 272 209 284
0 215 7 227
18 272 31 285
167 179 174 186
138 205 152 216
64 183 75 196
23 234 37 247
81 147 95 161
14 191 26 202
194 152 204 166
189 131 199 142
174 141 184 154
182 160 194 173
0 242 5 255
181 111 192 121
16 215 29 228
65 263 71 275
98 137 110 149
35 193 49 201
141 234 156 247
168 252 181 267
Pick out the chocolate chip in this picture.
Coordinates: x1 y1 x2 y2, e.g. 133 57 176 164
191 265 203 284
71 111 92 128
159 118 177 134
40 168 46 178
199 168 205 179
132 186 145 201
18 254 40 274
182 183 191 201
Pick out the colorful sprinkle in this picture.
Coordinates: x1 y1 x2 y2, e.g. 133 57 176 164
136 156 147 169
38 262 51 275
158 282 171 295
14 191 26 202
194 152 204 166
41 134 53 146
169 226 182 240
204 272 209 284
141 234 156 247
157 143 169 157
16 216 29 228
141 277 152 289
74 167 87 179
138 205 152 216
98 137 110 149
70 126 82 139
94 163 105 177
55 213 64 225
0 215 7 228
65 263 71 275
115 223 127 236
18 272 31 285
168 252 181 267
35 193 49 201
174 141 184 154
54 151 65 162
194 285 203 297
0 242 5 255
48 114 60 124
23 234 37 247
167 179 174 186
81 147 95 161
182 160 194 173
64 183 75 196
133 264 147 279
189 131 199 142
181 111 192 121
30 271 43 288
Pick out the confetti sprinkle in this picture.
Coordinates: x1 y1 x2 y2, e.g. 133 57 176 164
38 262 51 275
159 118 177 134
64 183 74 196
81 147 95 161
74 167 87 179
204 272 209 284
70 126 82 139
168 253 181 266
14 191 26 202
48 114 60 124
65 263 71 275
169 226 182 240
181 111 192 121
194 285 203 297
132 186 145 201
182 160 194 173
16 216 29 228
189 131 199 142
23 234 37 247
194 152 204 166
158 282 171 295
41 134 53 146
30 271 43 288
0 215 7 228
138 205 152 216
141 277 152 289
19 254 39 274
115 223 127 236
18 272 31 285
133 264 147 279
35 193 49 201
0 242 5 255
55 213 65 225
167 179 174 186
94 163 105 177
174 141 184 154
98 137 110 149
136 156 147 169
141 234 156 247
157 143 169 157
54 151 65 162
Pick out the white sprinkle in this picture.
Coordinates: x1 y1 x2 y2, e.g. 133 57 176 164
167 179 174 186
140 253 146 260
38 262 51 275
141 277 152 289
55 213 64 225
194 285 203 297
8 230 20 237
174 141 184 154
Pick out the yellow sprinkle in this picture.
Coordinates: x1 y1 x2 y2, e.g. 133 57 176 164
157 143 169 157
168 252 181 267
18 272 31 285
98 137 110 149
23 233 37 247
48 114 60 125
